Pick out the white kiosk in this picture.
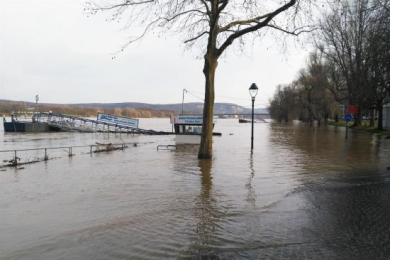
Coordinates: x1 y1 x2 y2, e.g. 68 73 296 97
172 115 205 145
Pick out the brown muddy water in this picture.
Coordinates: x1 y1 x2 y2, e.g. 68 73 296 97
0 118 389 259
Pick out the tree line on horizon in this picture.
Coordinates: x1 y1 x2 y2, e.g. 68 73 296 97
269 0 389 129
0 100 175 118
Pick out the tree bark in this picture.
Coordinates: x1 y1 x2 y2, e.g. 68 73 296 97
370 108 375 128
353 108 362 127
377 101 384 130
198 54 218 159
324 113 329 125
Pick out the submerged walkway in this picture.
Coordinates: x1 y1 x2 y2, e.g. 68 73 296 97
33 112 174 135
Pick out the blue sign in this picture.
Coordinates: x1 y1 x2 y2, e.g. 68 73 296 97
97 113 139 129
344 114 353 122
174 115 203 125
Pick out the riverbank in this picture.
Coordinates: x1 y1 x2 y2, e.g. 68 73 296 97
328 120 389 136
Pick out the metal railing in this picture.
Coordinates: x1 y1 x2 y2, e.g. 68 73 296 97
0 142 138 168
32 112 174 135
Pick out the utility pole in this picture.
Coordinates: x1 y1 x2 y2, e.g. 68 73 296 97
35 94 39 122
181 88 187 115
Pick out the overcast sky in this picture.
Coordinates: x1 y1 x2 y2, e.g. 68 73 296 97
0 0 312 108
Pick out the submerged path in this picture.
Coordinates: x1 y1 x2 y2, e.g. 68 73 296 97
0 120 389 259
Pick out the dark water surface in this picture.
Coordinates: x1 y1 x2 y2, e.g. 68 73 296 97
0 119 389 259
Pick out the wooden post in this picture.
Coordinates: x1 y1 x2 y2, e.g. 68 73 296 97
13 150 18 166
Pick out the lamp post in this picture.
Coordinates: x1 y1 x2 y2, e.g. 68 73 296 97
249 83 258 151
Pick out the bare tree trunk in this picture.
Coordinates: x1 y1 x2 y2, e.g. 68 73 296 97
354 108 362 127
370 108 375 127
198 55 217 159
377 101 384 130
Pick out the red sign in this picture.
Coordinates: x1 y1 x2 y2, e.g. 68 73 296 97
347 105 359 114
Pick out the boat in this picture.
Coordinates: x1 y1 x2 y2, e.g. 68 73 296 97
239 118 251 123
239 118 268 123
172 115 221 145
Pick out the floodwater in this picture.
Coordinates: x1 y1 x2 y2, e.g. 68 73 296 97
0 118 389 259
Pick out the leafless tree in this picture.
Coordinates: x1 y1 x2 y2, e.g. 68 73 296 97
366 0 389 129
269 51 338 125
316 0 389 128
269 84 299 122
87 0 313 158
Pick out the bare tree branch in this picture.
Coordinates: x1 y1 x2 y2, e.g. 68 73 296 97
216 0 297 57
267 23 317 35
184 31 209 43
89 0 154 12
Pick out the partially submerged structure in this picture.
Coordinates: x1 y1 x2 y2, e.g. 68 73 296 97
2 112 162 134
172 115 221 145
3 112 60 132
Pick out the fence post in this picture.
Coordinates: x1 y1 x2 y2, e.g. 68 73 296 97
44 148 48 161
13 150 18 166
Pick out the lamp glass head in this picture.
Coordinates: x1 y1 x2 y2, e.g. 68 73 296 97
249 83 258 98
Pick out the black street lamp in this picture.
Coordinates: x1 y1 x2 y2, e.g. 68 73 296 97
249 83 258 151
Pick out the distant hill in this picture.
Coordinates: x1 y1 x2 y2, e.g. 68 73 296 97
0 99 269 117
73 102 269 115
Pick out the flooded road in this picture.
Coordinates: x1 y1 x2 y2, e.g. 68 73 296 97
0 119 389 259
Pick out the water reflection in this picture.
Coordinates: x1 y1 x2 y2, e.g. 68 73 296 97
190 159 220 259
269 123 389 174
268 122 390 259
245 153 256 208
